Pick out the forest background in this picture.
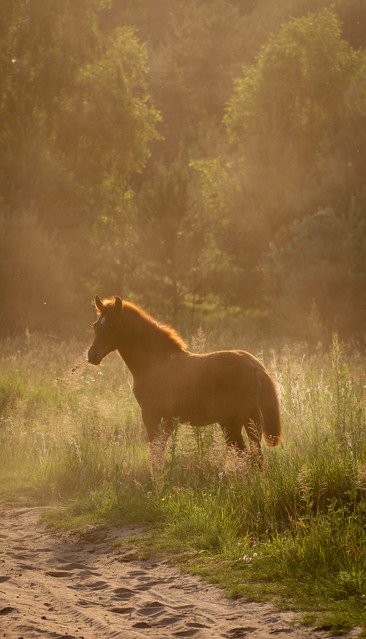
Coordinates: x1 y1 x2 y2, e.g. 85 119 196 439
2 0 366 342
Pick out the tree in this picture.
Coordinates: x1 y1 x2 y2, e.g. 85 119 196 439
0 206 76 334
264 205 366 339
1 0 99 217
208 8 366 332
148 0 249 157
0 0 160 226
224 9 359 184
131 161 215 323
0 0 161 333
58 27 161 209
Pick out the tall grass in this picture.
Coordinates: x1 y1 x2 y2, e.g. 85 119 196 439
1 332 366 629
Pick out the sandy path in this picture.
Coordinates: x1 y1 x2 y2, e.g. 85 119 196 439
0 506 361 639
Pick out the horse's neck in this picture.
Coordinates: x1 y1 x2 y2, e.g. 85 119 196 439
117 316 170 376
117 347 143 377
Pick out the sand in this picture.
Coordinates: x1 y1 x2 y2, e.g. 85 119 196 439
0 505 361 639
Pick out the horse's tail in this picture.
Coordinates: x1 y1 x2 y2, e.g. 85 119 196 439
257 369 282 447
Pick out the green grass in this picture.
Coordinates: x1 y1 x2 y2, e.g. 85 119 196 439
1 333 366 634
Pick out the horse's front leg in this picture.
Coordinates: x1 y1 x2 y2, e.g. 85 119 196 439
142 410 173 482
142 409 173 448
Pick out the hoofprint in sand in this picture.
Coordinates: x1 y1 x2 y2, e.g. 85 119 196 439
0 506 361 639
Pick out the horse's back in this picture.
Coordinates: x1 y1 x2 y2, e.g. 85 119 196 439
191 348 266 380
173 349 262 424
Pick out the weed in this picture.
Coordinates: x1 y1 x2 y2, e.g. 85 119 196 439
1 334 366 631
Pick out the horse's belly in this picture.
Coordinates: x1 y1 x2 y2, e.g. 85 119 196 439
165 390 239 426
175 410 210 427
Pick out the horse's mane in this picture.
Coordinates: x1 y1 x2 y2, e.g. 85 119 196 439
99 298 187 352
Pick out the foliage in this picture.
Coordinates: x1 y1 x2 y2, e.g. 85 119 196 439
218 8 366 334
131 160 220 321
0 1 160 219
265 205 366 339
1 0 366 338
2 1 366 631
222 8 366 234
225 10 358 157
148 0 248 147
0 207 76 334
58 26 161 200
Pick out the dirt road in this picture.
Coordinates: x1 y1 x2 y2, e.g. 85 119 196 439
0 505 361 638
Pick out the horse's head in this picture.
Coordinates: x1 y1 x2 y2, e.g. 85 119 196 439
88 295 123 365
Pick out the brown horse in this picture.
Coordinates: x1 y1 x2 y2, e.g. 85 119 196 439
87 296 281 462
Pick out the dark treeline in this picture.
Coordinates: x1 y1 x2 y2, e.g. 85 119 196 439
1 0 366 341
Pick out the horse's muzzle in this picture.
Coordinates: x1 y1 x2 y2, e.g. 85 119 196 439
88 348 102 365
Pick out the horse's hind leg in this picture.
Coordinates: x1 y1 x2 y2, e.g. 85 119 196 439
160 417 175 445
220 422 247 453
245 408 263 468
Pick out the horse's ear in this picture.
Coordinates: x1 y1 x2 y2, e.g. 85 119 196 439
95 295 104 312
114 296 123 313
